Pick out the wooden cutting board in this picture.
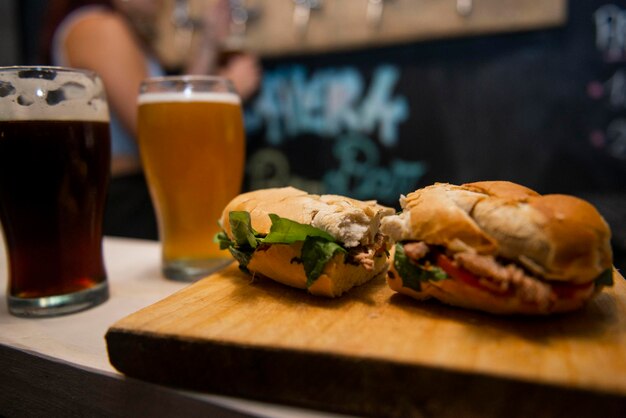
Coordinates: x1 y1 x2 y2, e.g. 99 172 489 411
106 266 626 417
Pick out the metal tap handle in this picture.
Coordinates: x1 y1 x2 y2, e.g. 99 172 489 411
293 0 323 37
367 0 385 29
456 0 473 17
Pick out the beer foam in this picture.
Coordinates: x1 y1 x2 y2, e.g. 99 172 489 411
0 67 109 122
138 91 241 105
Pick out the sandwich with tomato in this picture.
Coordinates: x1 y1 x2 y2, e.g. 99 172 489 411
216 187 394 297
380 181 614 314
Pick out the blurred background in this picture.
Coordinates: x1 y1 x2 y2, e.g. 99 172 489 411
1 0 624 269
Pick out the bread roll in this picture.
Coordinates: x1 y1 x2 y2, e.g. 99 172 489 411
381 181 613 314
220 187 394 297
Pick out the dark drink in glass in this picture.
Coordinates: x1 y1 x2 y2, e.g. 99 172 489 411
0 67 111 317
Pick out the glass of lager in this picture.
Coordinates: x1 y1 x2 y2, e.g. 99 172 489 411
0 66 110 317
137 76 245 281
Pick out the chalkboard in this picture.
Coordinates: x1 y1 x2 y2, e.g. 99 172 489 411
243 0 626 268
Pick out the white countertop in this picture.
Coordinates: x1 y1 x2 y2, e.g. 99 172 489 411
0 236 345 418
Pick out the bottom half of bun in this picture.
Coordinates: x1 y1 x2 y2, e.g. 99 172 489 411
386 260 601 315
246 242 389 297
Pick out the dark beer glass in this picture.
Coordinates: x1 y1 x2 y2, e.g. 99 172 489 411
0 66 110 317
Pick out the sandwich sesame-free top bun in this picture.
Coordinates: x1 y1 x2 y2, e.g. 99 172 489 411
381 181 612 284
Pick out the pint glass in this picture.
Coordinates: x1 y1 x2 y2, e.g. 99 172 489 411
0 66 110 317
137 76 245 281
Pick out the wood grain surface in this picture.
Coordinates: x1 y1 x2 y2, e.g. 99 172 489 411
107 266 626 417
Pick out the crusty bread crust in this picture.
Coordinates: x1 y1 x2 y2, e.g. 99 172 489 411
220 187 394 247
382 183 498 254
523 195 613 283
247 242 389 297
464 181 539 200
381 181 612 283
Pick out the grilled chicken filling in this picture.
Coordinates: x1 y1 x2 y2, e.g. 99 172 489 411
452 251 554 308
402 241 593 309
348 233 389 271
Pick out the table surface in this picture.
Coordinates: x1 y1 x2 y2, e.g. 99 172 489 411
0 235 346 418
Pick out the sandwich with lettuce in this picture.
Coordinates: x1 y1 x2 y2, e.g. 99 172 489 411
216 187 394 297
380 181 614 314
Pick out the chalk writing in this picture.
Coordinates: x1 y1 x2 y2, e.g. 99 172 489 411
594 4 626 62
590 4 626 161
246 148 325 193
588 68 626 110
244 64 426 201
606 118 626 160
246 65 408 146
324 133 428 201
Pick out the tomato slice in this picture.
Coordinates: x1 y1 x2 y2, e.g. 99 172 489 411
436 253 515 296
435 253 483 288
437 253 593 300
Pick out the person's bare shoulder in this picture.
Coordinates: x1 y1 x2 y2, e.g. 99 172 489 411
63 9 143 69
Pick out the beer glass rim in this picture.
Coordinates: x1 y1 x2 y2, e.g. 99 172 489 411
142 74 231 84
0 65 99 79
139 75 237 94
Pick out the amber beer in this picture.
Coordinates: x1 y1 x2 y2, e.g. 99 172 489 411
137 79 245 280
0 66 110 317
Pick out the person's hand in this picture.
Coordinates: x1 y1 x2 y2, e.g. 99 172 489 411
185 0 232 76
199 0 231 46
219 53 262 101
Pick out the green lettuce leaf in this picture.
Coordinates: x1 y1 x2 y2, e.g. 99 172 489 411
214 231 234 250
228 246 254 273
301 237 347 288
263 214 335 244
229 211 260 248
594 268 614 288
215 211 260 271
394 243 447 292
216 211 342 286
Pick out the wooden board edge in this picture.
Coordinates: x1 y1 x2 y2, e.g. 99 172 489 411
105 329 626 418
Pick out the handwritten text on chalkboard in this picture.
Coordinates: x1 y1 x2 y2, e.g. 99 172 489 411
245 64 427 201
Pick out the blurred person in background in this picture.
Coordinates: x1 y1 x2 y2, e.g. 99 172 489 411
39 0 261 240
